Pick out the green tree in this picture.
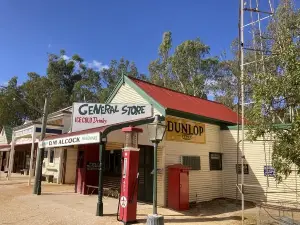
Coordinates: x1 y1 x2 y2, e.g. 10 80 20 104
149 31 173 88
246 0 300 181
171 39 219 98
0 77 26 126
149 32 219 98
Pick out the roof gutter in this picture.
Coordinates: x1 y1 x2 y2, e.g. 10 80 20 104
101 116 162 137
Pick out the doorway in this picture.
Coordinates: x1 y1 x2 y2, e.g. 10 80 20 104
138 145 154 203
76 150 85 193
103 145 154 203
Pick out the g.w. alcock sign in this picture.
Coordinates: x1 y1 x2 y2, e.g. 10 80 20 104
72 103 153 132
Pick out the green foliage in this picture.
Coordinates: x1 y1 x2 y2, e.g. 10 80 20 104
149 32 219 98
246 0 300 181
0 77 26 126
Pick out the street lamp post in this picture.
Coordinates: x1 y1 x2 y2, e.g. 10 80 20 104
146 115 166 225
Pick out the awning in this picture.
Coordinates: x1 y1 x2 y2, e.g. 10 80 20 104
39 126 108 148
39 117 156 149
0 144 11 152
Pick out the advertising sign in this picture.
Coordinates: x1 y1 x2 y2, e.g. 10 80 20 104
165 116 206 144
264 165 275 177
15 127 34 138
39 132 100 148
71 103 153 132
236 164 249 174
86 161 100 171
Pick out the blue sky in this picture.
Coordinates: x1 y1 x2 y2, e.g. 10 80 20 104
0 0 247 85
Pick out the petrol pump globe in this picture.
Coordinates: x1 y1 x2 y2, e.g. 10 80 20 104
122 127 143 148
147 116 166 143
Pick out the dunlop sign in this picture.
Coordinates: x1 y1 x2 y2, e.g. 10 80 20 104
165 116 206 144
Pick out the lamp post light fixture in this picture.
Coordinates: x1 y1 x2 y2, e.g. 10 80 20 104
146 115 166 225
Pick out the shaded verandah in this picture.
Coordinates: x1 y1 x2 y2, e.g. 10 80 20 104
39 116 157 216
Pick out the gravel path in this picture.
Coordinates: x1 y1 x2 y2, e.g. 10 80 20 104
0 174 257 225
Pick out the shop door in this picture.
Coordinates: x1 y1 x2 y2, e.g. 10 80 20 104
138 145 154 203
76 150 85 194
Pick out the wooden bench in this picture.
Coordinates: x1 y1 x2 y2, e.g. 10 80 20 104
86 176 121 198
43 168 58 183
20 169 28 175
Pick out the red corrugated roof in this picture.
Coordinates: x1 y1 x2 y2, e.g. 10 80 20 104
0 144 10 149
129 77 239 124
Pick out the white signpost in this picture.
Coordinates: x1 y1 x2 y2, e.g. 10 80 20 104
71 103 153 132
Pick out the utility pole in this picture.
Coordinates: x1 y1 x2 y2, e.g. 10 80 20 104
33 97 49 195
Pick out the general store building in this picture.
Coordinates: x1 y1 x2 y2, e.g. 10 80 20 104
39 76 240 206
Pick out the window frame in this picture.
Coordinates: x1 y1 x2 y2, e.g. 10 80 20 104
48 148 55 165
209 152 222 171
181 155 201 170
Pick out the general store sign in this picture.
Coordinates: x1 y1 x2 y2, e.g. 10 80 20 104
39 133 100 148
165 116 206 144
71 103 153 132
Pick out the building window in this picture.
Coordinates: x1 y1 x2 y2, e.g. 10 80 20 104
44 150 48 159
181 155 201 170
49 148 55 163
236 164 249 174
209 153 222 170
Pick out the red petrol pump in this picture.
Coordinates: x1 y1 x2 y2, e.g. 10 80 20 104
117 126 143 224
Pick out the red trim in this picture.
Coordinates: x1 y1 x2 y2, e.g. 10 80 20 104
0 144 10 149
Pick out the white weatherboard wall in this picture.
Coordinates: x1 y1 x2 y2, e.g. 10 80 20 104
160 117 222 206
42 148 62 182
222 129 300 206
107 124 154 146
64 147 78 184
110 82 161 116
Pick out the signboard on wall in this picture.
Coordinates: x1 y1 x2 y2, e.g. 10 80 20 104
15 127 34 138
264 165 275 177
71 103 153 132
236 164 249 174
165 116 206 144
86 161 100 171
39 132 100 148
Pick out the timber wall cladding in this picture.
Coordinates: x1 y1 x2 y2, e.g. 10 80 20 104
110 82 161 116
163 117 223 205
65 148 78 184
156 145 165 206
222 129 300 206
42 148 61 179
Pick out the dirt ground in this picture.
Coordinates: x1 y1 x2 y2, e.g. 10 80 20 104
1 173 297 225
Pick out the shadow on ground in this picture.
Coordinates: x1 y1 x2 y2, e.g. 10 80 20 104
175 198 256 217
138 216 242 224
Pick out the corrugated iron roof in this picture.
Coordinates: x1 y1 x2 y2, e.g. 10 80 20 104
128 76 239 124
